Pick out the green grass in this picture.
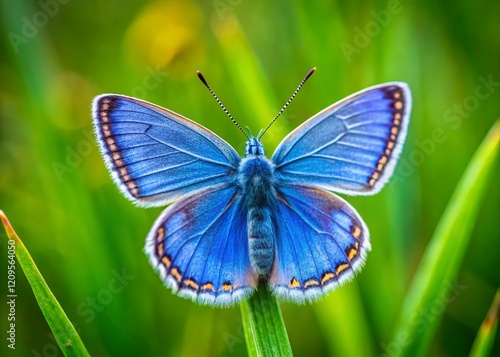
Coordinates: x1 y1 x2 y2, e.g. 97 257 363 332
1 211 90 357
394 120 500 356
470 289 500 357
1 0 499 356
241 282 292 357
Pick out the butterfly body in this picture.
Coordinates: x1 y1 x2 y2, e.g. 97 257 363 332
92 80 411 306
239 140 277 275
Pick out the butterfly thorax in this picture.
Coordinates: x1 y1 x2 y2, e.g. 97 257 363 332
239 138 277 276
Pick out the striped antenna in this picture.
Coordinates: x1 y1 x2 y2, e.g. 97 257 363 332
258 67 316 139
197 70 249 140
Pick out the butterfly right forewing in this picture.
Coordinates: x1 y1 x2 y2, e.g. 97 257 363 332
272 83 411 195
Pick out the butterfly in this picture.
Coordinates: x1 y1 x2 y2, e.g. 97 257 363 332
92 68 411 306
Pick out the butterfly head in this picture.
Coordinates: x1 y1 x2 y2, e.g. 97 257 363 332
245 137 265 157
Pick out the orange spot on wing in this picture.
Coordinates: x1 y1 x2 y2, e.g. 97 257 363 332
351 226 361 239
161 255 171 269
156 243 164 258
200 283 214 291
335 263 350 275
126 181 136 189
304 279 320 288
183 279 199 290
321 272 335 285
395 101 403 109
170 267 182 282
289 278 300 288
348 248 357 260
157 227 165 242
221 283 233 292
102 124 110 136
126 181 139 197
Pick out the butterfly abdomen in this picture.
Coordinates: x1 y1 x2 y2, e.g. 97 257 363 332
247 206 275 275
239 154 277 276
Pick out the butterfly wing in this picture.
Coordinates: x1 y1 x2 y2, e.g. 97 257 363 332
92 94 241 207
272 83 411 195
270 185 370 302
145 184 257 306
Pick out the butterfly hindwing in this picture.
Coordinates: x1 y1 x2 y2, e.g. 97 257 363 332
272 83 411 195
92 95 241 207
145 184 257 306
270 185 370 302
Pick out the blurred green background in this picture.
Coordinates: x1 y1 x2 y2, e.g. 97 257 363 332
1 0 499 356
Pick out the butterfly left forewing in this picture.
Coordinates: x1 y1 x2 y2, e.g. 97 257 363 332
145 184 257 306
272 83 411 195
270 185 370 302
92 94 241 207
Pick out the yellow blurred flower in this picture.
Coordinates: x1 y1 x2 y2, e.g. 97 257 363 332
124 0 205 77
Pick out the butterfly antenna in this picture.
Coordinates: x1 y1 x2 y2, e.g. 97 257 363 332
197 70 249 140
258 67 316 139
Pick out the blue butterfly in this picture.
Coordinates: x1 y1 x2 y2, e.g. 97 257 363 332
92 68 411 306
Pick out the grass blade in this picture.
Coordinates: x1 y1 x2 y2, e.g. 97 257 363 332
469 289 500 357
0 210 90 357
314 284 375 357
240 281 293 357
393 120 500 356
